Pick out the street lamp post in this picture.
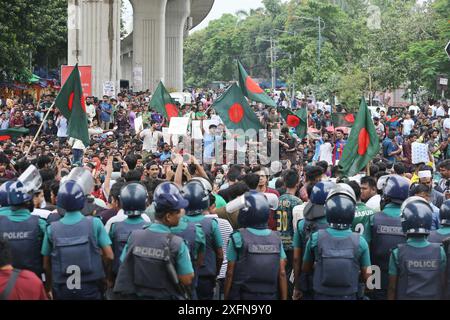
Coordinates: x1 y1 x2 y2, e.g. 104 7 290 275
292 15 325 84
273 29 297 101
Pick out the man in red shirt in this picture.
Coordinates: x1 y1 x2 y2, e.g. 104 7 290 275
9 110 24 128
0 239 48 300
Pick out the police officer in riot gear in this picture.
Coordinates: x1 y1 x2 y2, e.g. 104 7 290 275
369 175 409 300
224 191 288 300
302 185 371 300
172 180 207 300
181 179 223 300
293 181 335 300
41 168 113 300
428 199 450 299
0 166 46 278
0 180 13 216
388 197 446 300
113 182 194 300
109 183 150 284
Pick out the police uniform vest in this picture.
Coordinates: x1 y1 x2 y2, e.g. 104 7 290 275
172 221 199 298
50 216 105 284
312 230 360 297
396 243 443 300
197 217 217 278
0 215 42 277
297 218 328 292
371 212 406 289
113 228 184 300
111 220 148 275
428 231 450 299
228 229 281 300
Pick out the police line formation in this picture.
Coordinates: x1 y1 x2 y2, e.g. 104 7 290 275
0 165 449 300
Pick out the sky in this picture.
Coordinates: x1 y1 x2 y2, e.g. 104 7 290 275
192 0 264 31
122 0 264 34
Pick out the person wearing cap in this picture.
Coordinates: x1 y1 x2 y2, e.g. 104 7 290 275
113 182 194 300
301 184 371 300
224 192 287 300
418 166 445 208
388 197 446 300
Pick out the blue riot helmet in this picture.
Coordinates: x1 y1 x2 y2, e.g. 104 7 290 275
325 184 356 230
7 181 33 206
190 177 213 195
57 167 95 211
17 165 42 195
120 183 148 216
181 180 210 215
153 182 189 213
57 180 85 211
8 165 42 206
439 200 450 226
0 181 14 206
65 167 94 196
310 181 336 205
401 196 433 235
237 191 270 229
381 175 410 207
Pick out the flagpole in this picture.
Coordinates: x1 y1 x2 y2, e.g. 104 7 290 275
24 102 55 157
366 162 371 177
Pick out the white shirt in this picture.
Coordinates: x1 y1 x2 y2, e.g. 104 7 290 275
436 106 446 117
365 194 381 212
319 142 333 165
206 214 233 279
140 129 163 153
56 116 68 137
430 105 437 117
86 104 97 122
105 209 151 234
402 119 415 136
443 118 450 132
31 208 52 219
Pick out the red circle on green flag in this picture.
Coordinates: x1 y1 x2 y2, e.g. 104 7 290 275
245 76 264 94
344 113 355 123
358 128 370 155
286 115 300 128
68 92 74 112
165 103 179 119
228 103 245 123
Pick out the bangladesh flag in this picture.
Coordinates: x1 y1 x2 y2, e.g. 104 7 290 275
237 60 276 107
212 83 263 131
278 107 307 139
0 128 29 141
54 64 90 147
149 81 180 121
338 98 380 177
332 112 355 127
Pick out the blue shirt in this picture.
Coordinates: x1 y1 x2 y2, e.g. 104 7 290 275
382 138 397 162
430 203 440 231
100 103 112 122
159 151 172 162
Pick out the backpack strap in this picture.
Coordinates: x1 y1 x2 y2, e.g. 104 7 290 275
0 269 21 300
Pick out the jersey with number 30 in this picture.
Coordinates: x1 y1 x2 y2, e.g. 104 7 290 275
277 193 302 251
352 203 375 244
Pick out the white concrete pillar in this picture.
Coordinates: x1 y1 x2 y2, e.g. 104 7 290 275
165 0 190 91
68 0 121 97
130 0 167 92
